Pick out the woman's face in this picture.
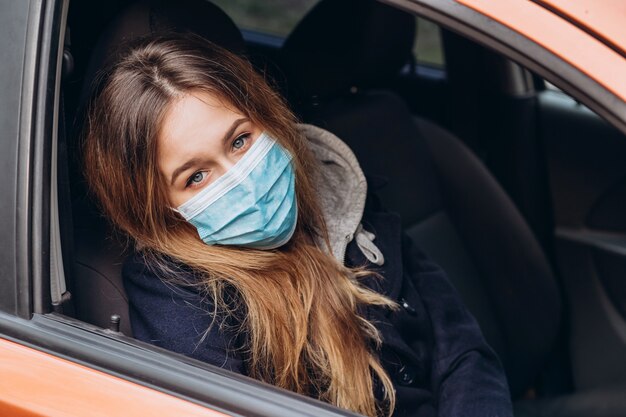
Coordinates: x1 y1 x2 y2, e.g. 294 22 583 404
158 90 263 207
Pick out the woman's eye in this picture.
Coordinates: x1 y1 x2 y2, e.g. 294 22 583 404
232 133 250 151
186 171 207 188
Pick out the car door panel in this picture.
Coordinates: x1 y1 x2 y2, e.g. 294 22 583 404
0 336 229 417
0 312 360 417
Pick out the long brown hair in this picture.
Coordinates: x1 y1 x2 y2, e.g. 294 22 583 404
83 34 396 416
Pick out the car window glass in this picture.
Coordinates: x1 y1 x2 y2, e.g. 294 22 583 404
414 17 445 68
544 80 566 93
211 1 445 69
542 79 588 104
211 0 318 38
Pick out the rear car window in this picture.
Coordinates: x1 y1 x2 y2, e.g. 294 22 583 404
415 17 445 68
211 0 318 38
212 0 445 68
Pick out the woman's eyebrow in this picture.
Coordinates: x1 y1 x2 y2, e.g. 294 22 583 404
221 117 248 145
169 118 249 186
170 157 203 186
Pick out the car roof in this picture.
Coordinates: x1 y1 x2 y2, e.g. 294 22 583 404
457 0 626 101
540 0 626 57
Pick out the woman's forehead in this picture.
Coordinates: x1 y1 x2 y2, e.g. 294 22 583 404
159 92 244 150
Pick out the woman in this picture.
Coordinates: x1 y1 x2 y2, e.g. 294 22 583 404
83 34 512 417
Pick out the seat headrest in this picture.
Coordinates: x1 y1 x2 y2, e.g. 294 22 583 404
81 0 244 104
279 0 415 102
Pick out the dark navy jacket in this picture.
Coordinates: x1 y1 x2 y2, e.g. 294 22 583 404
123 199 513 417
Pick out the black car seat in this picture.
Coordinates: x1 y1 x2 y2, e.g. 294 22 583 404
71 0 246 336
277 0 562 403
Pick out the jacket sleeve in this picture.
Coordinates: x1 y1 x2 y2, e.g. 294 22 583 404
403 235 513 417
122 254 246 374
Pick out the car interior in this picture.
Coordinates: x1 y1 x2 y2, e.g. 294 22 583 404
57 0 626 415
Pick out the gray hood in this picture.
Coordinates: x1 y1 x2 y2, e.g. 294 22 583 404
298 124 385 266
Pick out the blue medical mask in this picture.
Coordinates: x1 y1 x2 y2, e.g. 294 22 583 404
177 132 297 249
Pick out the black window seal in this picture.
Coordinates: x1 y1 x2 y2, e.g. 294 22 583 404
15 0 69 319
